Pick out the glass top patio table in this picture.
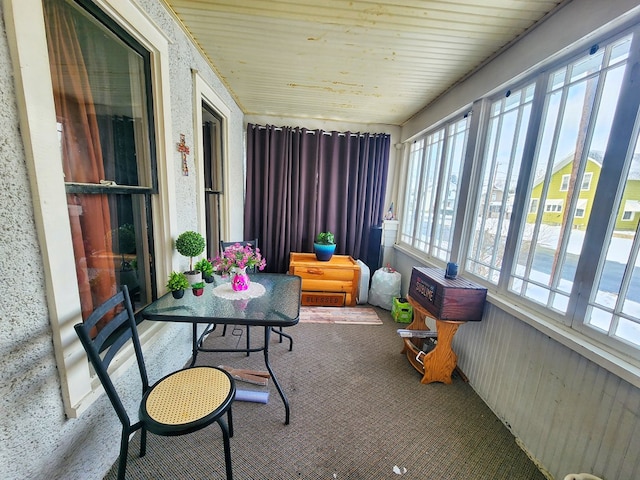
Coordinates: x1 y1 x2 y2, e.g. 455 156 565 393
142 273 301 327
141 273 301 424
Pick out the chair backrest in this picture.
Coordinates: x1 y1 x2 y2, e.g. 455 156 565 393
220 238 258 252
220 239 259 272
74 286 148 428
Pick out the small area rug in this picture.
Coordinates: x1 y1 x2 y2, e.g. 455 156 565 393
299 306 383 325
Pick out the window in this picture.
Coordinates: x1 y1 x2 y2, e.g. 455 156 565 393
202 103 224 259
400 116 469 261
399 24 640 362
544 199 564 213
45 0 156 322
585 128 640 349
466 83 535 283
512 33 630 314
7 0 174 417
575 198 588 218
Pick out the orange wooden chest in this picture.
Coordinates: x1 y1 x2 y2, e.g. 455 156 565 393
289 253 360 306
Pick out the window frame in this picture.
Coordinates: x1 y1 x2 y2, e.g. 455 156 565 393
398 114 470 262
397 21 640 379
192 71 233 257
6 0 178 417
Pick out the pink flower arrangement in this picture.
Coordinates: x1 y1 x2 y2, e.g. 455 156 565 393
211 243 266 274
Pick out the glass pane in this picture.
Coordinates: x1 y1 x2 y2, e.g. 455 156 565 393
467 84 533 282
203 103 224 192
203 103 224 259
588 307 612 332
416 130 444 247
45 0 151 187
45 0 153 326
608 36 632 66
400 140 424 243
68 193 148 320
511 39 627 312
616 318 640 347
432 118 469 260
587 101 640 345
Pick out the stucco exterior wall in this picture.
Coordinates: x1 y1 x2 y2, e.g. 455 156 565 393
0 1 244 479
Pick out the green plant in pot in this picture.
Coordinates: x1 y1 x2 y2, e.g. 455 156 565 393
195 258 214 283
191 281 205 297
314 231 336 261
166 271 189 299
175 230 206 284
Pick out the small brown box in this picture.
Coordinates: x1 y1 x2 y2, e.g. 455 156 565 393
408 267 487 321
301 292 346 306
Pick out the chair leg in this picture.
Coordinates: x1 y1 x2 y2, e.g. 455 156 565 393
245 326 250 356
139 427 147 457
271 327 294 351
227 407 234 437
117 429 130 480
217 417 233 480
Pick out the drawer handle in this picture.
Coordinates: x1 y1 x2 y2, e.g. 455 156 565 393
306 268 324 275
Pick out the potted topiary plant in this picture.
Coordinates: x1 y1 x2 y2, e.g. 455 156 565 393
175 230 206 284
191 281 205 296
195 258 214 283
314 231 336 261
166 271 189 299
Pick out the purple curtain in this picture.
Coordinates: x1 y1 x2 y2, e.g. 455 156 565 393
245 124 390 273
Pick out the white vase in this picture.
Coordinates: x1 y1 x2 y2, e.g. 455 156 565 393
185 271 202 286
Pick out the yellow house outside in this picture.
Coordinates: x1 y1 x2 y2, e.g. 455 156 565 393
527 152 640 232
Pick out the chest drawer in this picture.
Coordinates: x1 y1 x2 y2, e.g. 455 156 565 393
290 265 357 281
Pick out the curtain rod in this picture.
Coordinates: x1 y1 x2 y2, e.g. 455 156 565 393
252 125 388 137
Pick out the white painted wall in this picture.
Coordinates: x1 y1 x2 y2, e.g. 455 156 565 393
397 1 640 478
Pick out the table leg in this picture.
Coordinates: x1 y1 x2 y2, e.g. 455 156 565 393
263 326 290 424
271 326 293 351
190 323 199 367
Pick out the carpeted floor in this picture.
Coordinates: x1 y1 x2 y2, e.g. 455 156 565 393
104 307 546 480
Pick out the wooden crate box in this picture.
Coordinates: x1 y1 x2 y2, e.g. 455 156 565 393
408 267 487 321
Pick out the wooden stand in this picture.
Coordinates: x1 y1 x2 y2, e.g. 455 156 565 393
401 295 465 384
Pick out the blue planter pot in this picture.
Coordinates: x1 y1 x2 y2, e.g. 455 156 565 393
314 243 336 261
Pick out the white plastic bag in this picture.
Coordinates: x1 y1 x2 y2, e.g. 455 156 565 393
368 266 401 310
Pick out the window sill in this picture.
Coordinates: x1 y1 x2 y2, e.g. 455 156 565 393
487 293 640 389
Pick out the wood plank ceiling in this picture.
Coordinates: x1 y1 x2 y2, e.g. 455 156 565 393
163 0 568 126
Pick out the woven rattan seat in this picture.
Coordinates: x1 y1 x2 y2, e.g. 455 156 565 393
143 367 232 427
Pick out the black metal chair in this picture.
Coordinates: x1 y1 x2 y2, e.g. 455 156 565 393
74 286 236 480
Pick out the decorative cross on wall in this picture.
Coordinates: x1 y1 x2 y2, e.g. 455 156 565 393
177 133 190 176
